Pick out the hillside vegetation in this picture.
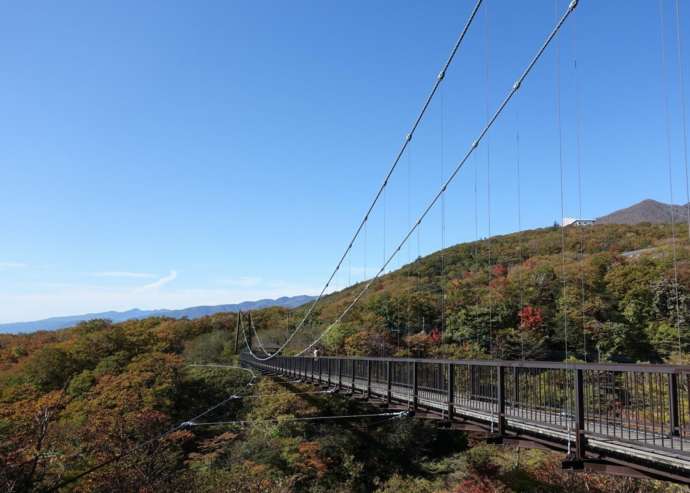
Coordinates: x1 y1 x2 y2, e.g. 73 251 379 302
0 316 682 492
254 223 690 364
2 222 690 491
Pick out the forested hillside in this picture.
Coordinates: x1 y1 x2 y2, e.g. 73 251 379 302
0 316 682 492
2 222 689 492
268 223 690 364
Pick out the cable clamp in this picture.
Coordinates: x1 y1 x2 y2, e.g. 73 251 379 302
568 0 578 10
405 133 412 142
437 70 445 80
471 140 479 149
180 421 195 429
513 80 521 91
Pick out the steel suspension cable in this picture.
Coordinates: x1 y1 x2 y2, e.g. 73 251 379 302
555 0 572 454
675 0 690 242
474 148 480 348
384 183 387 272
282 0 579 359
556 0 569 364
573 10 587 362
408 146 412 264
484 1 494 359
484 1 496 433
441 84 447 339
659 0 683 359
247 311 271 356
348 252 352 287
407 147 412 345
187 411 408 428
364 218 368 281
246 0 485 361
516 103 525 360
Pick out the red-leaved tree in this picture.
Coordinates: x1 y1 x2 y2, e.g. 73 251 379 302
518 306 543 331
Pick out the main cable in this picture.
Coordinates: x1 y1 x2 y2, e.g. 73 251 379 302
246 0 485 360
276 0 580 359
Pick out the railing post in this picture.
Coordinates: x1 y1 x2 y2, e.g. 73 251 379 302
447 363 454 420
669 373 680 436
386 360 392 404
574 368 586 462
470 365 479 397
338 358 343 389
311 358 314 382
351 360 356 393
412 361 418 410
497 365 505 436
366 360 372 399
513 367 520 408
327 358 331 386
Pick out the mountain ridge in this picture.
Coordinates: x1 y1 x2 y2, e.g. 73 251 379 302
0 295 315 334
596 198 690 225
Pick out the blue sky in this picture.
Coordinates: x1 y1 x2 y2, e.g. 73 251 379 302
0 0 688 323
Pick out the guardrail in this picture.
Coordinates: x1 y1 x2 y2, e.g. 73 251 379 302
241 353 690 464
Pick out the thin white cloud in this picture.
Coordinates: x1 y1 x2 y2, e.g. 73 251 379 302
91 271 157 279
0 262 27 270
137 270 178 291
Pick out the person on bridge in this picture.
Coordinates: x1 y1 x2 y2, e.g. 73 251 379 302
313 348 320 361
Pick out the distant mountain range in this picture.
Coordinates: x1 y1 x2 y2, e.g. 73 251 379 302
0 295 315 334
597 199 690 225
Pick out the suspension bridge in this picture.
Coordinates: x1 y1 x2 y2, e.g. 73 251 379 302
49 0 690 488
237 0 690 485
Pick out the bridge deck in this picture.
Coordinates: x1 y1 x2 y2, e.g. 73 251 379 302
242 354 690 482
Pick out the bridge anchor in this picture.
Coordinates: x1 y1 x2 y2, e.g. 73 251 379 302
561 453 584 471
486 434 503 445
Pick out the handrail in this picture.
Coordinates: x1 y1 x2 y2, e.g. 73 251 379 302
269 354 690 374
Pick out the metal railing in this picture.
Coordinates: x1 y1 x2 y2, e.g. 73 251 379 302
240 353 690 463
